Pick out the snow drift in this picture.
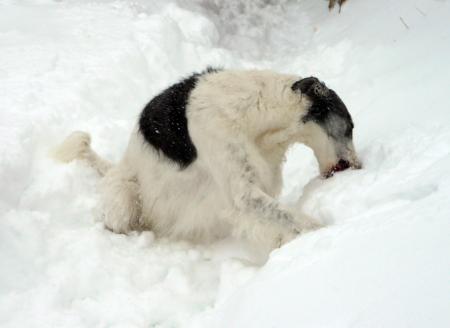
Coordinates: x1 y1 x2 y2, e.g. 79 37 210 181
0 0 449 327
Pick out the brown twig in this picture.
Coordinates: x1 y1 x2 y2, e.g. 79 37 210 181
415 6 426 17
399 16 410 30
329 0 347 13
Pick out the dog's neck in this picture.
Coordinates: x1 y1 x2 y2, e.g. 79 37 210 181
255 125 300 170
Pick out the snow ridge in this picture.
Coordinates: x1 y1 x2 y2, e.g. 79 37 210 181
1 0 449 327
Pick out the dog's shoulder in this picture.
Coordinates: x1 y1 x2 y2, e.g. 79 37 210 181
138 67 221 168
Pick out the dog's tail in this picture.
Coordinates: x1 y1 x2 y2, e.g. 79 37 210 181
52 131 113 176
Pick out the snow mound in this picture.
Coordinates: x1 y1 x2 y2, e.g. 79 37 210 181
1 0 449 327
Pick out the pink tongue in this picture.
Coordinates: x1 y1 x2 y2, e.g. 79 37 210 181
324 161 350 179
334 160 350 172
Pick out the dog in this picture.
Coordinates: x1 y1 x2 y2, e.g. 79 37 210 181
54 68 361 250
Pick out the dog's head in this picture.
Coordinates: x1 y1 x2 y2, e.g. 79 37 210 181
292 76 362 178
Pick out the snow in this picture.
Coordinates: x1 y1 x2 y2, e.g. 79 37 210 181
1 0 449 327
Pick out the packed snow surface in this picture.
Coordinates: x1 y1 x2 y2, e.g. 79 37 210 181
1 0 450 327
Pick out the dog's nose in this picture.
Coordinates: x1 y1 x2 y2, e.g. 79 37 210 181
351 159 362 170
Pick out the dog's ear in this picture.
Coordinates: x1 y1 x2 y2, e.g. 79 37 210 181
292 76 330 98
292 77 319 94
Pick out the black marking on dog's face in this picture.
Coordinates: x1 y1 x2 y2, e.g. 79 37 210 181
139 67 221 168
292 76 354 141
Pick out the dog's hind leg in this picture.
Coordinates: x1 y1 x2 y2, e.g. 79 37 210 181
98 163 142 234
52 131 112 176
54 131 141 233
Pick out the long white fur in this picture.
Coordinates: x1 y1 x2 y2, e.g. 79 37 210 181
52 131 112 175
54 70 352 250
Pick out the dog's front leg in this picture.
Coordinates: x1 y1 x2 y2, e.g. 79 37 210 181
208 142 321 248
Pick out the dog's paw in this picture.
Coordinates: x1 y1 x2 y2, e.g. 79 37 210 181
275 230 298 248
294 214 324 233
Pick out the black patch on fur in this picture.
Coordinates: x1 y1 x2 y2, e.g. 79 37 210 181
139 67 220 168
292 76 354 140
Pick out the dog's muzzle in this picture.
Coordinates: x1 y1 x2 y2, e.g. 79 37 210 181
324 159 362 178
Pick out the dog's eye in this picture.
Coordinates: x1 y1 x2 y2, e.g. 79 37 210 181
311 107 323 114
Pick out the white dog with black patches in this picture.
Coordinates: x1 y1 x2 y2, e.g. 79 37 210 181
55 68 361 250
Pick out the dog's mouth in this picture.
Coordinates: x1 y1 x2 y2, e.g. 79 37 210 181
323 159 361 178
